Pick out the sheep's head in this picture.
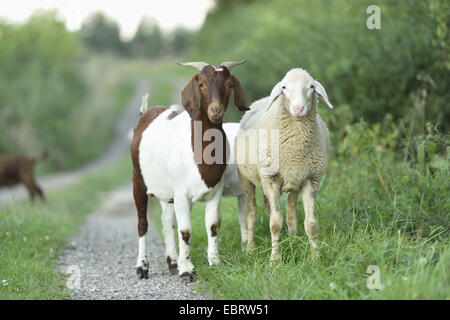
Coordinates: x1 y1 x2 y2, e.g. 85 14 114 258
267 68 333 119
178 60 249 124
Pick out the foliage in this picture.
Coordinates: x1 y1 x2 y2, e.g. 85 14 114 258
80 12 126 55
79 11 193 59
129 17 164 58
0 12 134 171
183 119 449 299
191 0 450 128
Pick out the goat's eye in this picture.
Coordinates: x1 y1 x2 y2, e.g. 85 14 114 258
282 86 286 89
199 83 204 88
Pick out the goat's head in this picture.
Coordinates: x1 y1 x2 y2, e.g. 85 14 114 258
178 60 249 124
266 68 333 119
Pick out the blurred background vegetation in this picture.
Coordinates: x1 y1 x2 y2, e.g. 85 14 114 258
0 0 448 173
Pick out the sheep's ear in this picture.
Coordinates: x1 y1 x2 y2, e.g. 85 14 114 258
181 75 202 118
232 75 249 111
266 82 283 111
313 80 333 109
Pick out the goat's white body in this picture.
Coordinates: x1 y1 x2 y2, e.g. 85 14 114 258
154 121 248 256
139 110 222 203
137 109 224 276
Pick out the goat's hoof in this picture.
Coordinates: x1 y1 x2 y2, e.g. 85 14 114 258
180 272 195 283
136 266 149 279
207 256 220 266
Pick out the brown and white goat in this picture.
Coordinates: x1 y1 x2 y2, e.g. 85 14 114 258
0 150 48 201
130 61 248 281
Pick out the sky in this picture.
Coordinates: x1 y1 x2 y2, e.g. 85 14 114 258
0 0 214 39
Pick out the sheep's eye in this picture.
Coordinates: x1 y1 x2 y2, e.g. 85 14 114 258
199 83 204 88
282 86 286 89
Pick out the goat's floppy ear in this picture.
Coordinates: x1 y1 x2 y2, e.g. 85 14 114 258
181 75 202 118
313 80 333 109
266 82 283 111
232 75 249 111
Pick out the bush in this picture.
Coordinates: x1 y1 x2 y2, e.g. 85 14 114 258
190 0 450 128
0 12 133 171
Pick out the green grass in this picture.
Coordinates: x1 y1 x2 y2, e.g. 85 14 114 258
132 59 449 300
0 156 132 299
153 157 449 299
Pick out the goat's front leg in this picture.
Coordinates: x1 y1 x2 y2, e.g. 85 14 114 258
262 178 282 262
205 192 223 266
302 180 319 250
174 194 195 281
160 201 178 274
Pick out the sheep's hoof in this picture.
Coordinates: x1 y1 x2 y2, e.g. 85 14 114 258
310 247 320 261
166 257 178 275
269 251 282 266
136 266 149 279
246 243 256 255
180 272 195 283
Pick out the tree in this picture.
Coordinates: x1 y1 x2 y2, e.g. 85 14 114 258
80 12 125 54
170 27 192 55
130 17 164 58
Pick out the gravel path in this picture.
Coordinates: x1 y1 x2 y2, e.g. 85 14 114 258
59 184 205 300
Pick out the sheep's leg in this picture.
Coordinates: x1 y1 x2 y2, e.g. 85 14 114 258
239 173 257 251
262 180 283 262
263 194 271 215
205 193 222 266
132 170 149 279
160 201 178 274
237 194 248 244
286 190 300 235
302 181 319 250
174 194 195 281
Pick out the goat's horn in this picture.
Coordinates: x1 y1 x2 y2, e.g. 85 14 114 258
219 59 246 70
177 61 210 71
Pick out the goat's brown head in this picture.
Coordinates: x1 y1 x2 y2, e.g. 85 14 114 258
178 60 249 124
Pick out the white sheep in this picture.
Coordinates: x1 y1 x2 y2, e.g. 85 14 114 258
235 68 333 261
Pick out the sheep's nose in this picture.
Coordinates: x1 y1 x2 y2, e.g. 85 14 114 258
293 106 305 115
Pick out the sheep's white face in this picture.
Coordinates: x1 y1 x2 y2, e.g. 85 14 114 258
267 68 333 118
279 69 315 118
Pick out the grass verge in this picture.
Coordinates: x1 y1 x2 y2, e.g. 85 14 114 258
0 156 131 299
151 159 449 299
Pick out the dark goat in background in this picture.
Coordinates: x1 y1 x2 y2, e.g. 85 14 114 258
0 150 48 201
